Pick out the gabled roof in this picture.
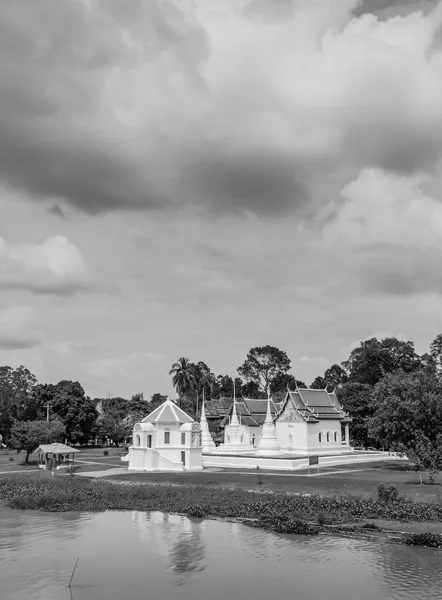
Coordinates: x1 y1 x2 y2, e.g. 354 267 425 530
276 387 351 422
142 398 194 424
35 443 79 454
205 397 234 418
220 397 281 427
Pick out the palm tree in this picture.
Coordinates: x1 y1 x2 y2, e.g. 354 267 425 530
169 358 195 406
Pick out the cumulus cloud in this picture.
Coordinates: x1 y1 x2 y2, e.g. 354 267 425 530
322 168 442 295
0 235 94 294
0 306 40 349
1 0 442 215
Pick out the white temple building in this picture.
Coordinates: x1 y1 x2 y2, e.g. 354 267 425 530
128 398 203 472
207 385 353 457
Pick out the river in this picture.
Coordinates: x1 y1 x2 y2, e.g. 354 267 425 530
0 506 440 600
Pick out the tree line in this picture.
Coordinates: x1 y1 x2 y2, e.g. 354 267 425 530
1 335 442 476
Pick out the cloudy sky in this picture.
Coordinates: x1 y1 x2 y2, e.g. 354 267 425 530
1 0 442 399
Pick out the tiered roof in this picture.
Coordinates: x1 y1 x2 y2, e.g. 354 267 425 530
204 397 234 419
279 387 352 423
219 397 282 427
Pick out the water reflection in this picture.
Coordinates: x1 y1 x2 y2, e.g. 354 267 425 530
132 511 207 577
0 506 441 600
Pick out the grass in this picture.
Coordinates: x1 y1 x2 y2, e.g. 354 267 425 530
0 448 125 473
100 462 442 502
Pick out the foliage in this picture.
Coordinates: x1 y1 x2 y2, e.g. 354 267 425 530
406 433 442 484
405 533 442 548
272 373 306 393
429 333 442 373
169 357 195 401
237 345 291 394
33 381 98 444
310 376 326 389
342 337 421 386
0 366 38 440
8 420 65 463
376 483 400 503
213 375 243 399
369 370 442 451
337 383 375 447
98 412 132 447
2 475 442 540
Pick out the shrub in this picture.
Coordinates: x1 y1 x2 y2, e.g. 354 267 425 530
377 483 400 503
9 457 14 462
405 533 442 548
317 512 326 526
103 450 109 456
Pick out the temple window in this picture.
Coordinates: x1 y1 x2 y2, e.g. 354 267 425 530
135 434 140 447
326 432 330 442
334 431 338 442
181 432 186 445
319 432 322 443
164 429 170 444
252 434 256 446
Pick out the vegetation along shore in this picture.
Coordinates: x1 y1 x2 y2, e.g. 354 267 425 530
0 473 441 549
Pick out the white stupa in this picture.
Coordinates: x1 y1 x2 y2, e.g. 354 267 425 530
200 391 216 453
213 385 254 454
255 394 282 455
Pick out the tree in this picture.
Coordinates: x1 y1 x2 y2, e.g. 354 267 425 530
406 433 442 484
237 345 291 394
169 358 195 403
214 375 243 398
310 376 327 389
33 381 98 444
272 373 306 393
9 419 65 463
0 366 38 440
342 337 420 386
369 370 442 457
323 364 348 389
98 413 132 447
429 333 442 373
100 396 128 420
337 383 375 448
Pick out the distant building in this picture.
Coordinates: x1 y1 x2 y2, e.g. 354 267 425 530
128 398 203 472
212 387 352 456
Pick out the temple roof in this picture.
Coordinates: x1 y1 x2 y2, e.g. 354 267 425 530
142 398 194 424
205 397 234 419
278 387 352 422
220 397 282 427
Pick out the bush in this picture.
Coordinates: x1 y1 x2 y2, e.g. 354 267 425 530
317 512 327 525
405 533 442 548
103 450 109 456
377 483 400 503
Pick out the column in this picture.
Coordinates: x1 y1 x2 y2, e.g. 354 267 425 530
344 423 350 446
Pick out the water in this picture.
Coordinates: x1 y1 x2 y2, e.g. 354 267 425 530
0 506 440 600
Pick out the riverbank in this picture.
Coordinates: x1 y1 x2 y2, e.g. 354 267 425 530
0 472 441 548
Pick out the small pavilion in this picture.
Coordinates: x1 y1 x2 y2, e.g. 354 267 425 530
35 443 79 470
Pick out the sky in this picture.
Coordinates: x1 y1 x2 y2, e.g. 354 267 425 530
1 0 442 399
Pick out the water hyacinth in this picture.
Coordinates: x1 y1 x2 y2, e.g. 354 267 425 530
0 473 441 547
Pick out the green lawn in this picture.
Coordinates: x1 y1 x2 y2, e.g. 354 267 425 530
101 462 442 502
0 447 126 473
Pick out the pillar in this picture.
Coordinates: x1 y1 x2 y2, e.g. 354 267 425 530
344 423 350 446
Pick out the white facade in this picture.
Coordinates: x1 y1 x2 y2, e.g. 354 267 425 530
128 399 203 472
216 387 353 458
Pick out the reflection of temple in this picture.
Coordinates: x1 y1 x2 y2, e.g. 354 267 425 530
128 398 203 471
132 512 207 575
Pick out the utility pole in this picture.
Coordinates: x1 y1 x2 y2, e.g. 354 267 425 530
44 403 50 422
